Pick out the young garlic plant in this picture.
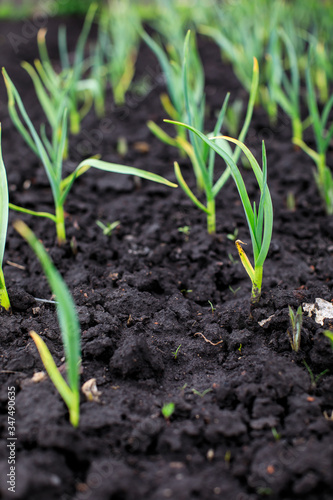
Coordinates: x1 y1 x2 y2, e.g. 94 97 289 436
98 0 141 106
165 120 273 303
21 3 99 136
287 305 303 352
163 31 259 234
14 221 81 427
268 28 303 143
142 28 204 162
293 63 333 215
3 69 177 245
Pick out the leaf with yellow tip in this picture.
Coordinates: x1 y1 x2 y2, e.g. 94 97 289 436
235 240 255 282
29 331 73 411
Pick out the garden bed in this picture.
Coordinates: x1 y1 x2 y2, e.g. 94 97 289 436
0 16 333 500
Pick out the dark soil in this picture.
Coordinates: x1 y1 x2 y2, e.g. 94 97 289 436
0 16 333 500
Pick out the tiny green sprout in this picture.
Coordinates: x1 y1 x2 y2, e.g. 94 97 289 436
96 220 120 237
323 331 333 351
171 344 181 360
180 289 192 295
161 402 175 420
271 427 281 441
238 343 242 352
303 360 329 389
224 450 231 466
227 228 239 241
286 192 296 212
256 487 273 496
208 300 216 314
178 225 191 235
192 388 212 398
268 28 303 143
293 62 333 215
117 137 128 158
287 305 303 352
228 253 238 265
229 286 241 296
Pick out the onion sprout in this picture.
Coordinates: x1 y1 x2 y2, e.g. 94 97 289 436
14 221 81 427
3 68 177 245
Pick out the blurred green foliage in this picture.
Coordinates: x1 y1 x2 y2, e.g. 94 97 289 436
0 0 102 19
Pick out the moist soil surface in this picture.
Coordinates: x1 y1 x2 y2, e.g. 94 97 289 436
0 16 333 500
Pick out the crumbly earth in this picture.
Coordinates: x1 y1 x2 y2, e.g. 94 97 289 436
0 16 333 500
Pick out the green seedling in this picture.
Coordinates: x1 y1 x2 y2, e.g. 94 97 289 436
229 286 241 296
161 402 175 420
3 69 177 245
22 4 99 135
14 221 81 427
323 331 333 351
179 383 188 393
238 343 242 352
293 64 333 215
171 344 181 360
200 1 281 122
287 305 303 352
303 360 329 389
96 220 120 236
142 28 204 159
89 33 107 119
208 300 216 314
178 226 191 235
303 32 332 105
224 450 231 466
228 253 238 265
99 0 140 105
271 427 281 441
311 40 331 104
257 487 273 496
227 228 239 241
147 0 190 60
117 137 128 158
286 192 296 211
268 28 303 142
0 125 10 311
163 33 258 233
165 118 273 303
192 388 212 398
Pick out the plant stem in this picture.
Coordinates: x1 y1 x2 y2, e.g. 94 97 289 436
55 204 66 245
292 116 302 143
206 198 216 234
0 269 10 310
251 265 263 304
317 152 326 187
69 391 80 427
70 109 80 136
